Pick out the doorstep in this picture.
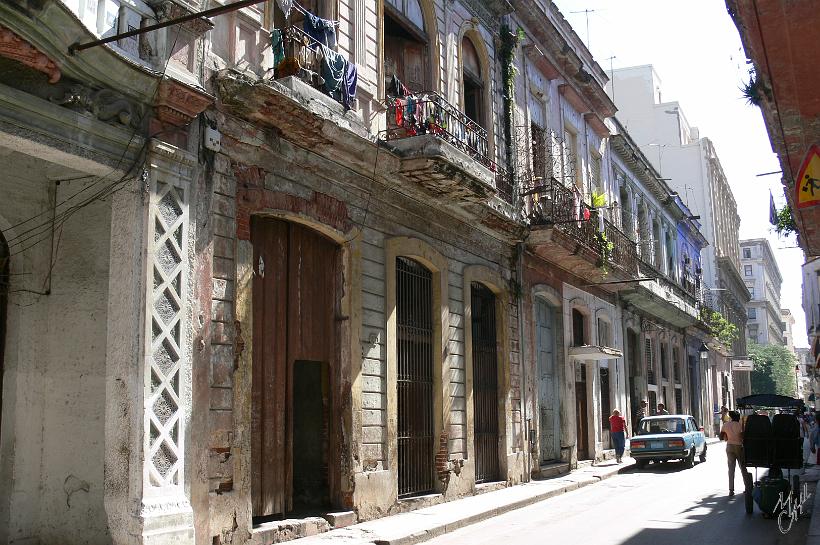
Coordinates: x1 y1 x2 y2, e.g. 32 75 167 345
292 458 635 545
535 461 570 480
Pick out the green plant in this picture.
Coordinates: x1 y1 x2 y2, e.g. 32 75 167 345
591 190 607 209
499 25 523 190
773 205 797 236
740 68 771 106
749 343 797 397
595 230 614 275
699 307 739 347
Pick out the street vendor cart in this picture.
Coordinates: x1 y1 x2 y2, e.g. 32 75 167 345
736 394 805 517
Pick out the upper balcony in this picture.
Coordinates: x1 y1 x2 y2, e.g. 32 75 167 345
216 25 375 166
381 92 498 204
620 260 702 328
524 178 640 290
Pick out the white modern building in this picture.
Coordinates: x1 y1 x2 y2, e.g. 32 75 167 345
739 239 784 346
606 65 751 402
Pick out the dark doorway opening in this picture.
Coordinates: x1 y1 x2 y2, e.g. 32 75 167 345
251 218 339 522
599 367 610 433
292 360 330 513
575 363 588 460
471 282 499 483
572 309 585 347
384 5 427 94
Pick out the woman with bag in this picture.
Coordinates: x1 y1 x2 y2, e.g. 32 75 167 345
609 409 628 464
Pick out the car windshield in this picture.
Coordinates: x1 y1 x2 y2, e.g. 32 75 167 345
638 418 685 435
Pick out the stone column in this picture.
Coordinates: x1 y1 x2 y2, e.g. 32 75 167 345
105 140 197 544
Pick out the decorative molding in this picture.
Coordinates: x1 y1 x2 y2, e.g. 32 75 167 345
154 1 214 36
155 78 213 127
145 173 189 487
0 25 61 84
49 83 143 128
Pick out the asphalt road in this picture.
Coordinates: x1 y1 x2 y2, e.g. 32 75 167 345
426 445 813 545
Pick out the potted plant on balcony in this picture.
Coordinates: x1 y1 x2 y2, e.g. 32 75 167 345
595 229 615 276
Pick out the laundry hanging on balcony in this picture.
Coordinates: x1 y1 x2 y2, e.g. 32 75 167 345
318 45 358 110
270 29 285 71
303 11 337 49
277 0 294 19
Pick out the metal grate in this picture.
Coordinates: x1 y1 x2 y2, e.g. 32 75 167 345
396 257 435 498
471 283 499 484
675 388 683 415
645 338 655 385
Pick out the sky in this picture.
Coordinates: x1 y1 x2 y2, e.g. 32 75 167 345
553 0 808 348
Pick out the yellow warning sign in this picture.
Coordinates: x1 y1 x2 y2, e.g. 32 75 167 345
796 144 820 209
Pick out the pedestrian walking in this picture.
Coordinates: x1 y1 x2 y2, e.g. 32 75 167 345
720 405 730 423
720 410 749 496
634 399 648 423
609 409 627 463
657 403 669 415
810 412 820 465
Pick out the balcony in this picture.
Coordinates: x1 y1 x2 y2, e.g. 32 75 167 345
619 260 702 328
523 179 639 289
215 26 377 169
382 93 498 203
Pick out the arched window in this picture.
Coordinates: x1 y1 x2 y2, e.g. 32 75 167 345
384 0 428 94
461 36 484 128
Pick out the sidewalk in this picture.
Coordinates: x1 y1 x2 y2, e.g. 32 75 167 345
281 458 635 545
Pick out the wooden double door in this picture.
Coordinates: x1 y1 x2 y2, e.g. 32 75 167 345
251 218 340 519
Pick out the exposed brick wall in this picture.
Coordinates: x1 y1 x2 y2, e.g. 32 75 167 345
209 154 238 493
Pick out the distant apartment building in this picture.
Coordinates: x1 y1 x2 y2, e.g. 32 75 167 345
740 239 784 346
606 65 751 404
782 309 796 355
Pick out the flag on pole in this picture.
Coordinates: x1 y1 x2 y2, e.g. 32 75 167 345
769 191 778 225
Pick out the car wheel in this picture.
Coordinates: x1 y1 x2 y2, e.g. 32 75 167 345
699 443 707 463
636 459 648 469
684 447 695 468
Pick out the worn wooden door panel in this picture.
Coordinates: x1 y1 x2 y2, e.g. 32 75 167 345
286 223 337 512
536 299 557 463
251 217 289 518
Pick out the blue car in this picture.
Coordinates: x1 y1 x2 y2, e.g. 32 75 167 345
629 414 707 469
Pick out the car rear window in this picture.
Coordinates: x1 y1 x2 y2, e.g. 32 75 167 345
638 418 685 435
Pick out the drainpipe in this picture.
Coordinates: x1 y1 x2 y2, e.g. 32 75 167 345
516 241 531 481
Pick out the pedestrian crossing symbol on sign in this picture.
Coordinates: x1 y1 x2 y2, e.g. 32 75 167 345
796 144 820 209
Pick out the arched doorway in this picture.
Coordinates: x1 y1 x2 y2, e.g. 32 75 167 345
250 217 341 520
535 297 558 463
460 36 484 128
383 0 430 93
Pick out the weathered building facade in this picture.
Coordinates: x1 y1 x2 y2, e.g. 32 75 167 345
0 1 722 544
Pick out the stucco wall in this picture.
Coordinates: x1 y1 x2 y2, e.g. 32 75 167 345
0 157 111 544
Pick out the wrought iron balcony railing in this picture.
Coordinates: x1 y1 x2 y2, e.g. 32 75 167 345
525 178 638 274
383 92 494 171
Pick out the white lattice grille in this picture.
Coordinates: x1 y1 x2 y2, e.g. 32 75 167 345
147 181 186 487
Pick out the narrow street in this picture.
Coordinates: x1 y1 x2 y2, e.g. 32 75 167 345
427 447 813 545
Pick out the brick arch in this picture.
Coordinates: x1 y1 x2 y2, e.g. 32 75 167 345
234 164 353 241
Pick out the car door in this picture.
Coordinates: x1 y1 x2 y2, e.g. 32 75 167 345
689 417 703 451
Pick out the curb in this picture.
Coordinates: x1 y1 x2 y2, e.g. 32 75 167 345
371 463 634 545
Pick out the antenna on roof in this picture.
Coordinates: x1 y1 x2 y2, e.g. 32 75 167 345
570 9 596 50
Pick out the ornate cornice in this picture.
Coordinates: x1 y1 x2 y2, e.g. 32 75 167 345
0 25 60 83
155 78 213 127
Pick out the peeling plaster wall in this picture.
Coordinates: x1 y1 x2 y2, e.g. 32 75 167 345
0 158 111 544
206 110 523 539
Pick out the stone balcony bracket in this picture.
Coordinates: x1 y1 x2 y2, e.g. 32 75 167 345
568 345 624 360
387 134 497 204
